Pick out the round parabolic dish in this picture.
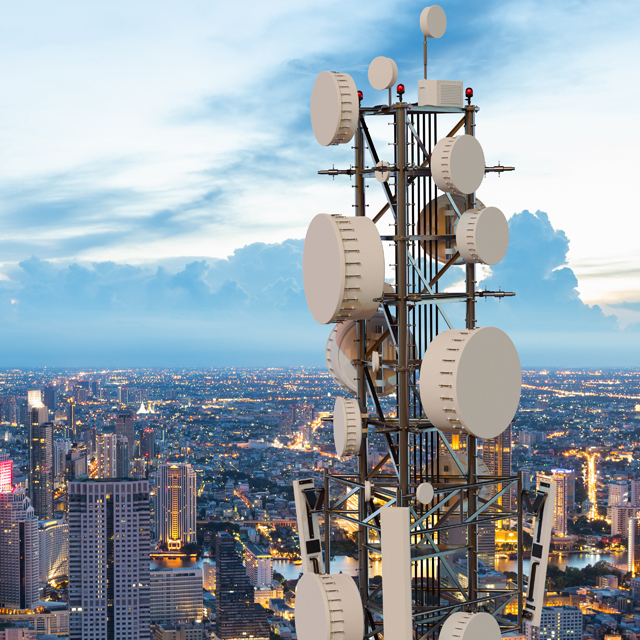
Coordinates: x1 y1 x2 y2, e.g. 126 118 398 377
303 214 384 325
420 5 447 38
333 396 362 457
310 71 359 146
440 612 501 640
419 327 521 438
368 56 398 90
296 573 364 640
456 206 509 265
325 312 398 396
417 194 484 263
430 135 485 195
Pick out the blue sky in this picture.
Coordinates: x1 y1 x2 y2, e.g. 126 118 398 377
0 0 639 366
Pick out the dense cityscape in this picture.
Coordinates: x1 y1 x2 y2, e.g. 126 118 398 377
1 367 640 640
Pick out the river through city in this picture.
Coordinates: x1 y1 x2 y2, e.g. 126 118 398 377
151 551 629 580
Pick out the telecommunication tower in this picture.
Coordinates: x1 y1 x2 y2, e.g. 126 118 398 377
293 7 556 640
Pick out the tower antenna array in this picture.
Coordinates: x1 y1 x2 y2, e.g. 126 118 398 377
293 7 555 639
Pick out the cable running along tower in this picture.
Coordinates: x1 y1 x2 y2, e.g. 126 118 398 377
293 7 556 640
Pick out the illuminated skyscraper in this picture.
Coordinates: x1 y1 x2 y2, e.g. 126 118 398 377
150 568 203 624
630 517 640 577
28 391 53 520
215 532 269 640
68 479 150 640
0 454 13 492
43 385 58 412
140 428 156 461
96 433 129 479
537 470 572 536
116 411 135 464
482 423 512 510
0 488 39 610
245 545 273 587
39 519 69 582
155 463 196 551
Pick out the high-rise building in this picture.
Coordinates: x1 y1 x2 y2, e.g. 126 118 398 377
608 482 628 520
0 455 13 492
482 423 512 511
477 522 496 570
68 479 150 640
150 568 203 624
96 433 130 479
537 470 572 536
65 447 88 481
245 545 273 587
116 411 135 463
67 400 76 441
524 606 582 640
43 385 58 412
28 392 53 521
155 463 196 551
202 560 215 593
53 439 72 478
0 488 39 610
141 428 156 461
215 532 269 640
630 480 640 507
39 519 69 582
629 517 640 577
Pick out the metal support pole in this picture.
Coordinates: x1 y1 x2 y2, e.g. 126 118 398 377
324 470 331 574
395 102 409 498
464 103 478 606
355 121 370 600
423 36 427 79
517 470 523 631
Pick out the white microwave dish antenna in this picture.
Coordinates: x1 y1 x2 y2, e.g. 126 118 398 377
303 214 384 324
368 56 399 90
420 5 447 38
419 326 522 439
430 134 486 195
310 71 359 146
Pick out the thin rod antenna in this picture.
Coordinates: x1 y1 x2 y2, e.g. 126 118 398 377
389 87 392 106
423 36 427 79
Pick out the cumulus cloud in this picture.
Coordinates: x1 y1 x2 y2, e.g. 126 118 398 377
1 211 638 367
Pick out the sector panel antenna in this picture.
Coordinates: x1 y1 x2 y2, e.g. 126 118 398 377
420 5 447 38
311 71 359 146
430 134 485 195
303 214 384 324
456 206 509 265
368 56 399 90
419 327 521 438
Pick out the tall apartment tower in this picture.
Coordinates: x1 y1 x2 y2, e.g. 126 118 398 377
68 479 150 640
39 519 69 582
96 433 130 479
537 470 572 536
116 411 135 464
245 545 273 587
28 391 53 520
0 455 13 492
215 532 270 640
155 463 196 551
524 606 582 640
630 517 640 577
43 385 58 412
140 428 156 461
482 423 512 510
0 488 39 610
